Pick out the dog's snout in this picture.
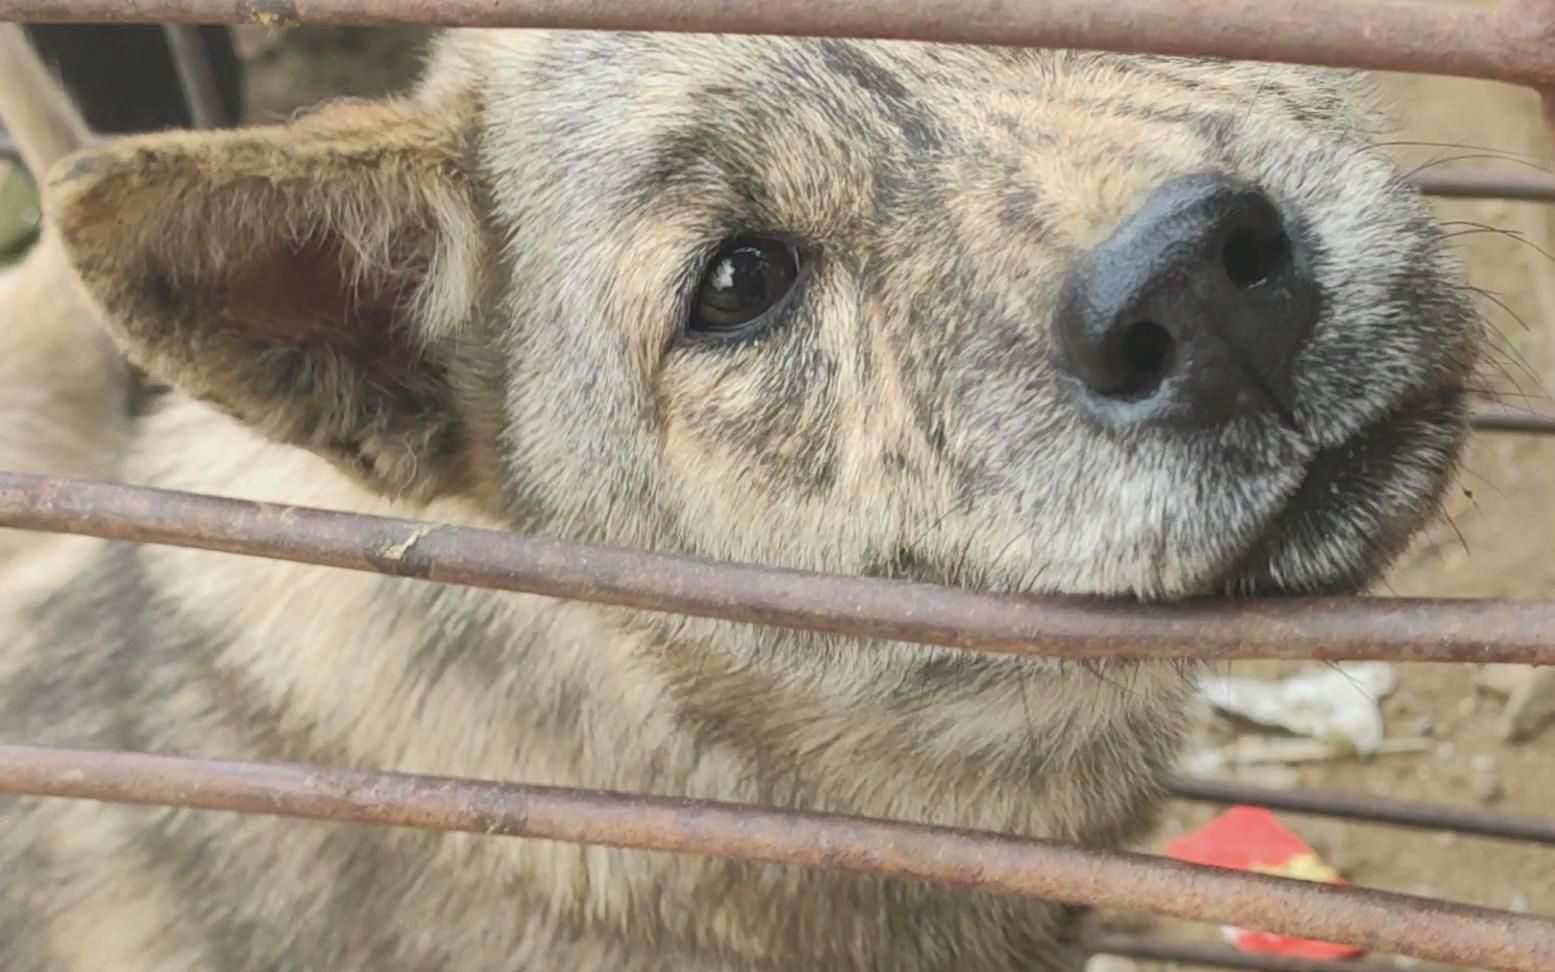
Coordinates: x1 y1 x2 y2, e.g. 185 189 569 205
1053 173 1320 429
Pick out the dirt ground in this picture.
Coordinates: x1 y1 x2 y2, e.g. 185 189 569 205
4 11 1552 970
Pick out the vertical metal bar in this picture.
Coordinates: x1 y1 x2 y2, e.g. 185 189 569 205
161 23 226 128
1499 0 1555 150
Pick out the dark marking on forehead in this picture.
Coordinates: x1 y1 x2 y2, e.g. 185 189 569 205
630 122 781 223
1067 96 1234 139
1104 56 1214 95
813 40 944 154
867 163 940 225
1095 54 1349 129
815 40 910 101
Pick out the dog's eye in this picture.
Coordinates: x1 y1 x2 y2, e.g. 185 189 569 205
689 238 801 339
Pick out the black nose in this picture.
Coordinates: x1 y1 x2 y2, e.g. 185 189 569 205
1053 173 1319 429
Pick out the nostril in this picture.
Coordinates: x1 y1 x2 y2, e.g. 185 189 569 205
1054 174 1319 428
1113 320 1175 400
1221 228 1290 289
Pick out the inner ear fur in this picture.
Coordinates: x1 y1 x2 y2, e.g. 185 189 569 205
44 97 485 502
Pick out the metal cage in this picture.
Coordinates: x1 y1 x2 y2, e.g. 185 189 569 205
2 2 1555 970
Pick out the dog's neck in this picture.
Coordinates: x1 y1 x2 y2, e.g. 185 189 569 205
100 394 1186 970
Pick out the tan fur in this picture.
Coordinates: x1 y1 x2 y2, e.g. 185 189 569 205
0 24 93 177
0 24 128 563
1 28 1479 972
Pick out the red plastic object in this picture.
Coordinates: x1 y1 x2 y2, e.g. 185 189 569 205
1164 805 1364 959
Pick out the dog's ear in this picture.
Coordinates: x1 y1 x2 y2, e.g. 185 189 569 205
46 92 485 501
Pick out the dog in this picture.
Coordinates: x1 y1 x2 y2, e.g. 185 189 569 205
0 25 1481 972
0 23 129 564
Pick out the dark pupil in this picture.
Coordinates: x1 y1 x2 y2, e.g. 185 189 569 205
707 246 775 316
693 240 797 333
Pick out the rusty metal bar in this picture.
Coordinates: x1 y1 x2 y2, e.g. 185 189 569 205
161 23 228 128
1167 777 1555 846
1473 403 1555 436
2 0 1555 89
4 470 1555 665
1502 0 1555 148
1087 934 1421 972
1414 168 1555 204
0 743 1549 972
1472 402 1555 435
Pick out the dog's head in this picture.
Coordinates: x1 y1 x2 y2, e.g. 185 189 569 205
48 30 1478 606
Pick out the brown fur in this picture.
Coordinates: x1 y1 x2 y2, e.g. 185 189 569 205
1 28 1480 972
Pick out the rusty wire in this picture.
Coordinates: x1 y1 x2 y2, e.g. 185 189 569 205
5 470 1555 665
2 0 1555 92
1166 777 1555 847
0 743 1550 972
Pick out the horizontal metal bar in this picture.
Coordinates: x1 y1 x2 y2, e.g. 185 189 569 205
1167 777 1555 846
0 0 1552 89
0 743 1549 972
1472 402 1555 435
1088 933 1415 972
1414 168 1555 203
3 471 1555 665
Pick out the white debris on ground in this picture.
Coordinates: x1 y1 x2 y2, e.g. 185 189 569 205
1082 956 1138 972
1193 662 1399 755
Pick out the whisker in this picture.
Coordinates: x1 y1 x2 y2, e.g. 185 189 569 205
1401 152 1554 178
1470 324 1548 388
1470 337 1546 399
1376 139 1548 167
1463 282 1535 334
1439 220 1555 271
